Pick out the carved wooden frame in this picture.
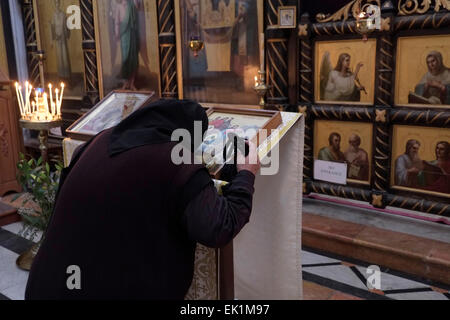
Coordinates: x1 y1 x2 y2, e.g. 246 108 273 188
300 0 450 217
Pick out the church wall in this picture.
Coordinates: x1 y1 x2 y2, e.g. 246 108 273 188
5 0 450 219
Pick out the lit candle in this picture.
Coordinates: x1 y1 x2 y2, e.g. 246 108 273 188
55 88 60 116
260 33 265 72
59 83 65 115
24 82 29 115
254 76 259 87
15 83 24 116
18 86 26 117
26 83 32 115
48 84 54 115
43 93 49 119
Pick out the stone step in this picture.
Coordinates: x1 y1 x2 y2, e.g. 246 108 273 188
303 206 450 286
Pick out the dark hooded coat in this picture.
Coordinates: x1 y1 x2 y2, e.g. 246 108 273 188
25 99 255 300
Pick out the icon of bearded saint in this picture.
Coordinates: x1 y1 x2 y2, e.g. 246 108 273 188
409 51 450 105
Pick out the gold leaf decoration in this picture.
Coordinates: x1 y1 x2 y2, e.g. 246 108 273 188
375 109 387 123
298 106 308 115
316 0 381 23
298 24 308 36
398 0 450 15
372 194 383 207
381 17 391 31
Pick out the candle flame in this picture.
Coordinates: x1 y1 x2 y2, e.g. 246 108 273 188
15 80 64 122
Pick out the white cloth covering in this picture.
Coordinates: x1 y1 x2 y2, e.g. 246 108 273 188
233 112 304 300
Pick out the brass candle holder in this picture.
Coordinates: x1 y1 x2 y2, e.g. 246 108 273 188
189 36 205 58
15 81 65 164
253 70 271 107
19 119 62 165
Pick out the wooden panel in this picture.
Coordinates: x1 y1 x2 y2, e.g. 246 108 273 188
0 85 23 196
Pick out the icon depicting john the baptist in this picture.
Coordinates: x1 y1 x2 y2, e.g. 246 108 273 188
408 51 450 105
320 52 367 102
108 0 151 91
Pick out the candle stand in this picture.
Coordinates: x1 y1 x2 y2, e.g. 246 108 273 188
19 119 62 164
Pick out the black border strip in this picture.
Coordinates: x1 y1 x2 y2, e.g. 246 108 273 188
349 266 371 288
302 263 342 268
384 288 434 295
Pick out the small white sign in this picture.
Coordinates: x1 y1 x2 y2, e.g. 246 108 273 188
314 160 347 185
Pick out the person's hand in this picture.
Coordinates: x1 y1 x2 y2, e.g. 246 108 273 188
237 140 260 176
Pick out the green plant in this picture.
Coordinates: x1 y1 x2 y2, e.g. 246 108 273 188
13 153 63 241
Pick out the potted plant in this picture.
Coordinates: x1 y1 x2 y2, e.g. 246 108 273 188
13 153 63 270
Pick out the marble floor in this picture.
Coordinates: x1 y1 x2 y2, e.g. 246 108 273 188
0 221 449 300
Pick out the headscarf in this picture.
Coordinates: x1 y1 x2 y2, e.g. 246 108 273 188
108 99 209 157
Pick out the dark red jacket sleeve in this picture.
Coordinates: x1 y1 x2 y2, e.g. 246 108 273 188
181 170 256 248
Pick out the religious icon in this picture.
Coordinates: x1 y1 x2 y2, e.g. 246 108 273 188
66 91 155 141
392 125 450 196
179 0 263 105
95 0 160 98
320 52 366 102
36 0 84 97
317 132 346 162
199 107 282 177
315 120 373 184
278 6 296 29
315 40 376 105
344 134 370 181
51 0 71 81
114 0 141 90
395 35 450 108
408 51 450 105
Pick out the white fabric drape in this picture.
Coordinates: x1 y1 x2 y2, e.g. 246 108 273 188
233 113 304 300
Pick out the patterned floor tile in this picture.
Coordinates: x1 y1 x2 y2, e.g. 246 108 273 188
386 291 448 300
302 250 340 266
354 265 432 292
302 264 368 290
0 247 29 292
0 282 26 300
